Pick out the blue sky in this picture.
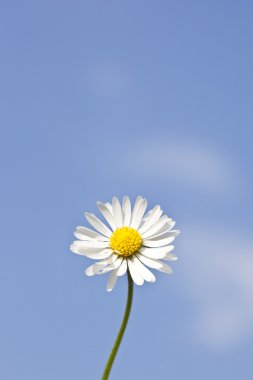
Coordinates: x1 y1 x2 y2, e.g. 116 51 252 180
1 1 253 379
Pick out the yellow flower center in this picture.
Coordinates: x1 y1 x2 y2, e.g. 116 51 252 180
110 227 143 257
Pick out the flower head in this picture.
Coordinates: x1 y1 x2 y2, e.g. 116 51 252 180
70 196 180 291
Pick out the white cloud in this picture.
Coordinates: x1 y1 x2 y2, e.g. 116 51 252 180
132 138 242 195
128 137 251 350
180 225 253 350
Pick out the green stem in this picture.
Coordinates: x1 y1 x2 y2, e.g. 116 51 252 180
101 270 134 380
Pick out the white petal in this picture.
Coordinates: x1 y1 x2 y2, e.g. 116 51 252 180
142 209 152 221
85 255 118 276
85 212 112 237
71 245 112 259
148 229 180 241
85 258 112 276
73 240 108 248
122 196 131 226
97 201 117 230
104 254 118 265
130 196 147 229
71 243 104 254
73 246 108 255
117 259 127 276
142 206 163 221
138 205 162 234
148 222 173 237
148 220 176 237
163 252 178 261
130 196 142 225
106 269 118 291
84 249 113 260
141 215 169 239
112 197 123 227
99 257 122 274
74 226 108 241
143 236 175 247
105 202 113 213
128 258 144 285
132 256 156 282
139 245 174 259
137 254 173 274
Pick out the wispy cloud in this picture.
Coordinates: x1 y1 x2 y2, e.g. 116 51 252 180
132 138 243 196
181 225 253 350
134 138 252 350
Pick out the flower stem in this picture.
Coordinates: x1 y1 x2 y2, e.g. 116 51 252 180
101 270 134 380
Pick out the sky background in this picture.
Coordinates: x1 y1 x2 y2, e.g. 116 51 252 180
1 1 253 379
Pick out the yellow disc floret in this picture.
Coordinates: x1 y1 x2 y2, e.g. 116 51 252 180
110 227 143 257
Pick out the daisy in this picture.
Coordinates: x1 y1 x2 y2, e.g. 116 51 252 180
70 196 179 291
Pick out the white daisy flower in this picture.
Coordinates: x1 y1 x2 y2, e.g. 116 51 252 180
70 196 180 291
